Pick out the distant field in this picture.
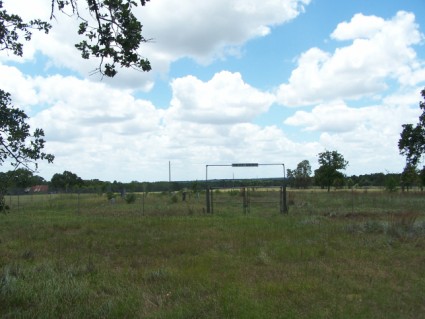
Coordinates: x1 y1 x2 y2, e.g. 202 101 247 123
1 190 425 318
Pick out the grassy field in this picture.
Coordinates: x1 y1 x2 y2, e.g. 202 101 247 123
1 190 425 318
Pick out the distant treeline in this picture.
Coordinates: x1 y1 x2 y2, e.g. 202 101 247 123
3 171 423 195
34 173 419 193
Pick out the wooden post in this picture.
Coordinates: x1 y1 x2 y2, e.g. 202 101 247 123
280 186 288 214
206 187 211 214
243 187 249 214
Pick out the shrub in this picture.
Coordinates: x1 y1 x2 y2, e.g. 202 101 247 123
106 192 115 200
170 194 178 203
385 176 398 192
124 193 137 204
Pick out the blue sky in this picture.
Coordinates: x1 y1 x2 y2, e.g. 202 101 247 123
1 0 425 182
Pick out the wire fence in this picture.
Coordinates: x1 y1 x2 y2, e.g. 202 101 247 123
3 188 425 217
287 189 425 216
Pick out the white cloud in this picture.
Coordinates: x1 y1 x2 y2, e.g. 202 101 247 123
1 67 307 181
285 98 420 135
284 97 422 173
284 100 363 132
141 0 310 63
4 60 419 180
165 71 275 124
0 65 39 109
331 13 385 40
2 3 425 181
277 11 425 106
1 0 311 90
32 75 164 141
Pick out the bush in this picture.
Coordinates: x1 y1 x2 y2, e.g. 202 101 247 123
106 192 115 200
385 177 398 192
124 193 137 204
170 194 178 203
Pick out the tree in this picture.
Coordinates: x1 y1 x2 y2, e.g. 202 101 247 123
1 0 151 77
314 150 349 192
420 166 425 191
1 0 152 211
385 176 398 192
400 163 418 192
8 168 37 189
0 90 54 170
293 160 312 189
51 171 84 192
0 90 54 212
0 168 46 193
286 169 295 188
399 88 425 167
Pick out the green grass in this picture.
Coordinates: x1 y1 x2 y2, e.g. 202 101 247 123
1 191 425 318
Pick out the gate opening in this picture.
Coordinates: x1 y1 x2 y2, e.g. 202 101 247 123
205 163 288 214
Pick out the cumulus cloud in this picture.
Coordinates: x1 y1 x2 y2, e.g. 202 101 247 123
2 4 425 180
140 0 310 63
0 65 39 109
0 66 304 181
277 11 425 106
165 71 275 124
284 98 422 172
330 13 386 40
1 0 311 90
284 100 363 132
285 99 420 133
31 75 164 141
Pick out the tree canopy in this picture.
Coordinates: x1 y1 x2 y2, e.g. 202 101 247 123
398 88 425 167
0 1 152 211
0 90 54 212
0 90 54 171
0 0 152 77
314 150 348 192
287 160 312 189
51 170 84 192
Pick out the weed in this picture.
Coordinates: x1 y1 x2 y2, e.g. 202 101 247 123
144 268 171 283
363 220 385 234
256 249 271 265
345 223 364 234
0 266 17 296
21 250 35 261
386 212 421 242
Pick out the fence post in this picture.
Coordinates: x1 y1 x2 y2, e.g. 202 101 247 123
280 186 288 214
243 187 249 214
210 188 214 214
206 188 210 213
77 192 80 214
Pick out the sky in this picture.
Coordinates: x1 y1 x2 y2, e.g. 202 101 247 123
1 0 425 182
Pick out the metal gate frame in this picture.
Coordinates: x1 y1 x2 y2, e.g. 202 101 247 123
206 186 288 214
205 163 288 214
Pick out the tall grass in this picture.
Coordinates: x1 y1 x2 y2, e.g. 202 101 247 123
1 190 424 318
